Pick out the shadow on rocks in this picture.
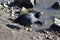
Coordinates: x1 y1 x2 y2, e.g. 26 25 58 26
35 28 50 33
8 18 14 21
6 24 20 30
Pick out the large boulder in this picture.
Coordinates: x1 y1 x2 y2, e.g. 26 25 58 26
14 0 36 8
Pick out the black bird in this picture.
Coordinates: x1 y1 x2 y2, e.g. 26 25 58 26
13 11 43 27
51 2 60 9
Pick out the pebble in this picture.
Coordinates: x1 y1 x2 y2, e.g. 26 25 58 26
7 1 10 5
43 30 49 34
28 28 33 32
40 12 44 14
24 27 29 31
31 36 35 39
54 18 60 27
20 7 29 14
24 27 33 32
3 3 8 8
10 7 15 17
49 35 57 40
37 36 41 39
20 7 34 15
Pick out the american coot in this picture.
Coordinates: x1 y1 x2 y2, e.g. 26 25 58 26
13 11 43 27
51 2 60 9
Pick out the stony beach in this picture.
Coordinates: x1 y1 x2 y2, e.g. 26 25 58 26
0 0 60 40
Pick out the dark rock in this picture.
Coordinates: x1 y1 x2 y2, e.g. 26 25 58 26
50 24 60 32
51 2 60 9
14 0 36 8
